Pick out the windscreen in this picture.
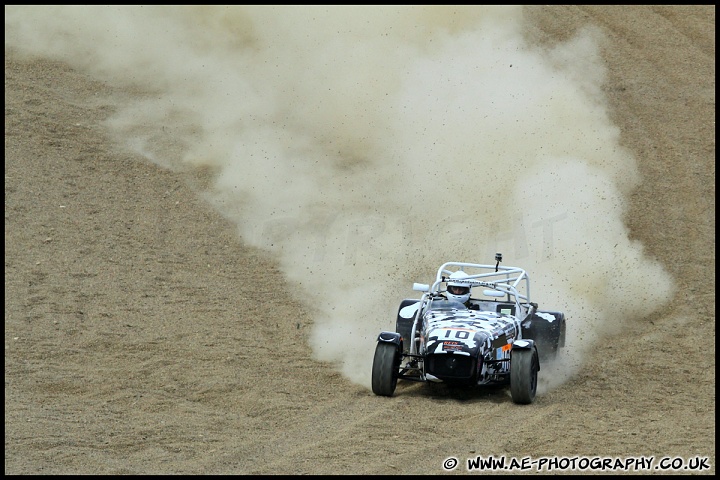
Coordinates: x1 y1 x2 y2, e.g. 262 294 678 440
427 299 467 311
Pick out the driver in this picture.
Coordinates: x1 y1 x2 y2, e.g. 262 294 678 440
445 270 478 309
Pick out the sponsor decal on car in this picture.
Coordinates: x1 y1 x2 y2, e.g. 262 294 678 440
442 341 463 352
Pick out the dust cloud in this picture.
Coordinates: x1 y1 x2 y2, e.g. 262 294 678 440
5 6 674 390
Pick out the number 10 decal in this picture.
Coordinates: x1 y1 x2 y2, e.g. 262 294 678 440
444 329 470 340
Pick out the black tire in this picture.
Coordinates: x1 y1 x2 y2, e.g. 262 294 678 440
510 347 538 404
371 342 400 396
524 312 565 363
545 316 566 362
558 318 566 349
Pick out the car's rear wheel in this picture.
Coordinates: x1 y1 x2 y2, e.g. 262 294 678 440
541 317 566 363
372 342 400 396
510 347 538 404
522 311 565 363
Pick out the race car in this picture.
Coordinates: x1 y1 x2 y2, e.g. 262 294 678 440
371 254 566 404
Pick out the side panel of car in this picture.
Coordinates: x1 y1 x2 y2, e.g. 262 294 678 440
481 333 513 381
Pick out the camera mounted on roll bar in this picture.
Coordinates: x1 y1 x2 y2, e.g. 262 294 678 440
495 252 502 272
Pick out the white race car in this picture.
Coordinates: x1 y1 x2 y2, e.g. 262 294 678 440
371 254 566 404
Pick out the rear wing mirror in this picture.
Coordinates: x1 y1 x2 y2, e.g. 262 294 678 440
413 283 430 292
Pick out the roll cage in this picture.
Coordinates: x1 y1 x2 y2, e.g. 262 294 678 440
408 261 536 355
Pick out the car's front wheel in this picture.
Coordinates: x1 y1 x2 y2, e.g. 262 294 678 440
510 347 538 404
371 342 400 396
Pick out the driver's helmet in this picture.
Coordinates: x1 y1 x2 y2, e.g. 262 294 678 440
446 270 471 304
